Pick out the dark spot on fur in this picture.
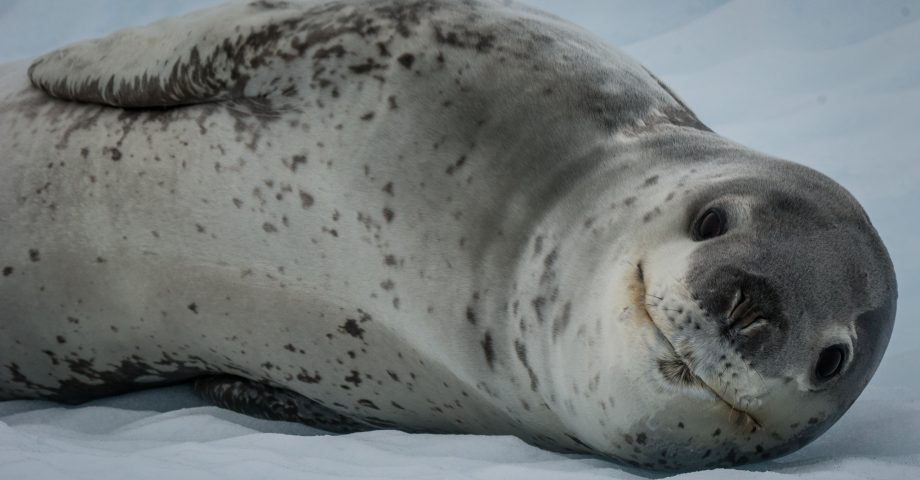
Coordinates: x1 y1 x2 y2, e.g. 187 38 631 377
348 58 386 74
344 370 362 387
297 369 322 383
110 148 122 161
553 301 572 338
299 190 314 208
434 25 496 53
382 207 394 223
339 319 365 340
41 350 60 366
290 155 307 172
532 296 546 323
642 207 661 223
55 335 66 344
481 332 495 369
29 249 40 262
712 428 721 437
248 0 291 10
445 155 467 175
357 399 380 410
382 182 394 195
2 267 12 277
514 340 539 391
384 255 397 266
263 222 278 233
314 44 346 60
540 248 557 285
533 236 544 256
397 53 415 69
360 111 375 121
466 306 477 325
643 175 659 187
475 36 495 52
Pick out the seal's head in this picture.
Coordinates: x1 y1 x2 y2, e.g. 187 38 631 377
542 145 896 471
642 156 896 468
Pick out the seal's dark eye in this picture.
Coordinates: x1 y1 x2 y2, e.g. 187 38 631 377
815 345 846 380
693 208 725 241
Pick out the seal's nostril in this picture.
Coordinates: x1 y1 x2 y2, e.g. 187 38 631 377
736 316 767 332
725 288 768 333
729 288 747 319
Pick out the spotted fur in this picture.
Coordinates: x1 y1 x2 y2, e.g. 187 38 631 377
0 0 895 471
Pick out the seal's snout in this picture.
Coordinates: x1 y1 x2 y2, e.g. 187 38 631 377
695 266 787 353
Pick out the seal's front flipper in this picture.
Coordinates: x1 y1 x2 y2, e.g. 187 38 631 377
193 375 373 433
28 1 315 108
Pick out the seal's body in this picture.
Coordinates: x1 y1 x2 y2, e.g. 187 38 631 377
0 0 896 470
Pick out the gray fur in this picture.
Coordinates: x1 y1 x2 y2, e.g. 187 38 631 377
0 0 895 471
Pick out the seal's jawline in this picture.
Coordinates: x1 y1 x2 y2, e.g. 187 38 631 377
637 262 763 430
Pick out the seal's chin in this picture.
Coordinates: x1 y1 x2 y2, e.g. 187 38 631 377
635 262 763 431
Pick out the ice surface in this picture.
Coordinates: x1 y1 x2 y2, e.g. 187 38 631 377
1 1 918 478
2 383 919 479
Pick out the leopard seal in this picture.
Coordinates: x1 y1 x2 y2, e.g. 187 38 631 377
0 0 896 471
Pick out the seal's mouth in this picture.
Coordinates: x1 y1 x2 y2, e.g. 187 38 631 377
635 262 763 431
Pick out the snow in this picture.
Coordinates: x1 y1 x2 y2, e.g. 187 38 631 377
1 1 918 478
2 383 919 479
